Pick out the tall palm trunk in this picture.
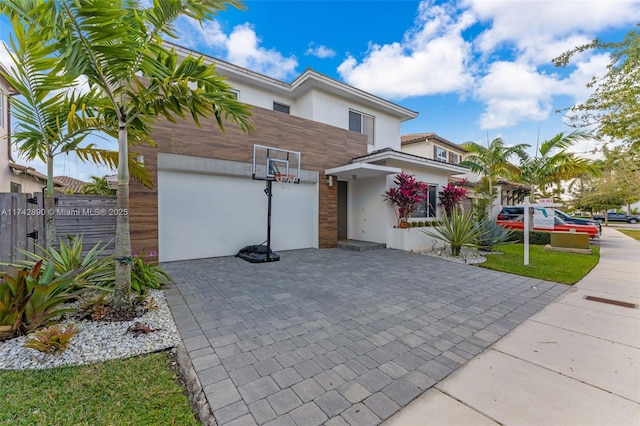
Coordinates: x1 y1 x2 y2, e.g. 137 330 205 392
44 154 56 248
113 116 131 309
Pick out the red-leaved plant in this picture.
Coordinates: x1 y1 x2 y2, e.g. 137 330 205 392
383 172 428 227
438 183 468 217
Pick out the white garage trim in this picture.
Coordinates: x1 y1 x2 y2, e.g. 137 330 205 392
158 154 318 262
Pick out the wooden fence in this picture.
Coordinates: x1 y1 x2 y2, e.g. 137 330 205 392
0 192 116 271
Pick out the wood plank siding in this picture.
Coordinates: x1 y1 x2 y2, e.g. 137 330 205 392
129 106 368 257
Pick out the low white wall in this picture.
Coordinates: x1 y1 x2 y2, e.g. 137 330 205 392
386 227 446 252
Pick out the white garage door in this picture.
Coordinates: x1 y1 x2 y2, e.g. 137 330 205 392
158 171 318 262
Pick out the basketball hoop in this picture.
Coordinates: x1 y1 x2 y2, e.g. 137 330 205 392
275 173 296 189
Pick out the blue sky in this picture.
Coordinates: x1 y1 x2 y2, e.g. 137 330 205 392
1 0 639 179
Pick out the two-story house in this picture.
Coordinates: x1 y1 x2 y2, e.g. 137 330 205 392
400 132 529 217
128 45 470 261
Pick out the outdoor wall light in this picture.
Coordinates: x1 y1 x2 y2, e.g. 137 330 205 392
136 155 144 164
327 175 333 187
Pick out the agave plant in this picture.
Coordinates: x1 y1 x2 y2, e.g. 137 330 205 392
473 218 517 252
0 261 79 340
421 209 485 256
7 235 115 291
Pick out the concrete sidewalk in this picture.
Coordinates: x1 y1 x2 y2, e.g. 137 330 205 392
386 227 640 426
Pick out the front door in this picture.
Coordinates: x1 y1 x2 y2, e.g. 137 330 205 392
337 180 348 241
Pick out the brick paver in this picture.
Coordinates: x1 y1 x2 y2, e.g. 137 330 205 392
163 248 566 425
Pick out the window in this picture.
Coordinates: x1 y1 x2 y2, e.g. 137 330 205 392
10 182 21 193
273 102 290 114
435 147 448 162
348 110 374 145
411 185 437 218
450 153 460 164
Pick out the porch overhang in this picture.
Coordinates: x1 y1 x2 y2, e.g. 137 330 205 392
325 163 401 181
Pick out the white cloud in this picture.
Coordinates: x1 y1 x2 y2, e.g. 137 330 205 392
178 19 298 81
466 0 640 60
337 0 475 99
305 43 336 59
475 61 561 129
466 0 639 129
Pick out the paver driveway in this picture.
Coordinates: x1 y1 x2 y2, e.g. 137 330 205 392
163 248 566 426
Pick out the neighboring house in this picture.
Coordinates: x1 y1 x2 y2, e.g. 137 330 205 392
0 64 56 195
401 133 466 165
6 163 63 194
400 133 473 211
55 175 88 194
128 45 472 262
400 132 529 217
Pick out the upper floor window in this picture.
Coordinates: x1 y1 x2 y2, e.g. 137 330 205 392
349 110 374 145
273 102 290 114
435 146 448 162
450 153 460 164
10 182 21 193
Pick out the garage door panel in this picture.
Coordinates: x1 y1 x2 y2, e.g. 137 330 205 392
159 171 317 262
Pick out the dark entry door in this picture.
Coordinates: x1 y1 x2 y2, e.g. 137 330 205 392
337 180 348 240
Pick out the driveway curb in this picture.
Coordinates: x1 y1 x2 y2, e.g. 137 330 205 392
176 342 218 426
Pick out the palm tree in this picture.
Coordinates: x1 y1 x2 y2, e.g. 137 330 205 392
460 137 530 215
2 1 254 309
518 131 600 202
0 21 101 248
81 176 116 196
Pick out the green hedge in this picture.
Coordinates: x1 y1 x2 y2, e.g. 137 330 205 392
407 220 443 228
510 230 551 245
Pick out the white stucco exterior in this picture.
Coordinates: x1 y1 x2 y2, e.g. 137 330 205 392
172 42 417 156
0 71 12 193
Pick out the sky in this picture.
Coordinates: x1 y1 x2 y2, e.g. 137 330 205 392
1 0 639 181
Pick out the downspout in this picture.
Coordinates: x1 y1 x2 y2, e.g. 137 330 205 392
7 92 15 163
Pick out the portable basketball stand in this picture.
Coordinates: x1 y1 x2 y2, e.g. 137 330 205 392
236 145 301 263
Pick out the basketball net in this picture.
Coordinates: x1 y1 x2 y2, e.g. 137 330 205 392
275 173 296 190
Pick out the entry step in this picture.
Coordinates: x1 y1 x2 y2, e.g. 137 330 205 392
337 240 386 252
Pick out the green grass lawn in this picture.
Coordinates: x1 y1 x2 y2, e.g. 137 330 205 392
0 351 199 426
479 244 600 285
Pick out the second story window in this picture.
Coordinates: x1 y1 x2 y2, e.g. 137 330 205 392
349 110 374 145
435 146 448 162
273 102 290 114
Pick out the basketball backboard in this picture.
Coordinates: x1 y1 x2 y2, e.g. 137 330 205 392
252 144 301 183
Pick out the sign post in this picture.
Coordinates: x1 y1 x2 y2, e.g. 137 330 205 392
519 200 562 266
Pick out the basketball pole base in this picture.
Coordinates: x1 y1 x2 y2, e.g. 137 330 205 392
236 179 280 263
236 245 280 263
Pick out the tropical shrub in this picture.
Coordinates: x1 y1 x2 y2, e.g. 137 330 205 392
383 172 428 227
0 272 32 341
23 323 78 354
438 183 468 217
421 209 484 256
0 261 78 340
509 230 552 245
130 252 172 295
8 235 115 291
474 218 517 251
